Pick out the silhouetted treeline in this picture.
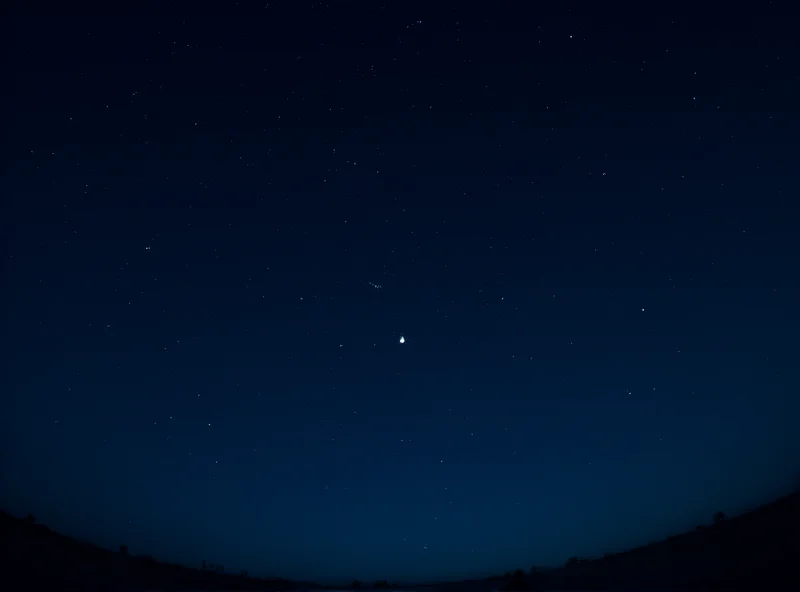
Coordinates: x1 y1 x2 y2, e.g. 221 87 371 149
406 493 800 592
445 493 800 591
536 496 800 590
0 511 322 591
4 491 800 592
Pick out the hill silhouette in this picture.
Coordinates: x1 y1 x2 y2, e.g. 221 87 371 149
538 490 800 590
420 491 800 591
3 492 800 591
0 511 321 591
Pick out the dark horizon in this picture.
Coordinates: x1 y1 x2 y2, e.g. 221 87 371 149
4 490 800 590
4 0 800 584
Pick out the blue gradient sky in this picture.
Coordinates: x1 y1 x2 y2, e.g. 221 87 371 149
4 1 799 585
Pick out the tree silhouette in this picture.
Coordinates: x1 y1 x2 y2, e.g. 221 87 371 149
528 566 542 591
713 511 727 524
374 579 389 588
351 580 361 589
502 569 527 591
565 556 580 568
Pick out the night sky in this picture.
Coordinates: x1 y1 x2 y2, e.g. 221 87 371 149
4 1 800 585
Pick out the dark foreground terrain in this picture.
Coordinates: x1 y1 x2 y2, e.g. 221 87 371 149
2 492 800 591
429 491 800 592
0 510 319 592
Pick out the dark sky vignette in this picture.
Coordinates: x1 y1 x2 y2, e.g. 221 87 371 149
3 1 800 585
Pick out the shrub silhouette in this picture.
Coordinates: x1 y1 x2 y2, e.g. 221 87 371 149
351 580 361 589
713 511 727 524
